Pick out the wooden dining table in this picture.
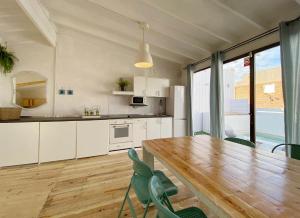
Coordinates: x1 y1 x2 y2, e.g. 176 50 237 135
142 135 300 218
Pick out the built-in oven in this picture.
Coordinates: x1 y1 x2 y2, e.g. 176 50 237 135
109 120 133 146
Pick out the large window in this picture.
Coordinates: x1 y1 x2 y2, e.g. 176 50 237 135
193 68 210 135
223 56 250 140
192 44 285 153
255 46 285 152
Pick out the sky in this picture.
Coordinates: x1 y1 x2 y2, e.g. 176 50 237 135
223 45 281 82
255 46 281 71
194 45 282 83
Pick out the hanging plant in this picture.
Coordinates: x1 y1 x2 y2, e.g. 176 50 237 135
0 43 18 75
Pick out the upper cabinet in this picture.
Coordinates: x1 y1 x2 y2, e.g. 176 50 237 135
133 76 170 98
134 76 147 96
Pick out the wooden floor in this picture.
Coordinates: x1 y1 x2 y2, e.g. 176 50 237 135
0 151 216 218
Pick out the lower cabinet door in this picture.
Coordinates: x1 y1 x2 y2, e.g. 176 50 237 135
77 120 109 158
0 122 39 167
133 119 147 147
39 121 76 163
147 118 161 139
161 117 173 138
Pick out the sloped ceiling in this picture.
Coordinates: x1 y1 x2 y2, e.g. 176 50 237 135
1 0 300 65
0 0 55 46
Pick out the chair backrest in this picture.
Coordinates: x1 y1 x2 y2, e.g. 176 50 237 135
149 176 178 218
272 143 300 160
195 131 210 136
128 149 154 204
225 137 255 148
290 145 300 160
128 148 153 178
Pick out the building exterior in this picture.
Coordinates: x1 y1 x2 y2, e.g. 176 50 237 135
235 67 284 110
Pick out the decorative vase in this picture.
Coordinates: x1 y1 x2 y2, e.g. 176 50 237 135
120 86 125 91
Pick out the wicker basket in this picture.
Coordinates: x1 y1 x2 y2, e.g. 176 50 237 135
0 107 22 120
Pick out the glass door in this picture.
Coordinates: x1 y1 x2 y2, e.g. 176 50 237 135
192 68 211 135
254 46 285 152
223 56 251 140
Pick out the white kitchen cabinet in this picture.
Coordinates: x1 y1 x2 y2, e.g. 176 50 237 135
133 119 147 147
157 78 170 97
77 120 109 158
133 76 170 97
147 118 161 139
161 117 173 138
147 78 170 97
134 76 146 96
0 122 39 167
147 117 173 140
146 77 158 97
39 121 76 163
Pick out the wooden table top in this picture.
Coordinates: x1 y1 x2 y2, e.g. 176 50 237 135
143 135 300 218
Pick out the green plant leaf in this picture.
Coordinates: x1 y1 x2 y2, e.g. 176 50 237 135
0 43 18 74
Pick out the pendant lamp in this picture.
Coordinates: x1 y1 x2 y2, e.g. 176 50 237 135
134 22 153 68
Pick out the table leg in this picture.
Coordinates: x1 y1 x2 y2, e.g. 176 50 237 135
143 147 154 170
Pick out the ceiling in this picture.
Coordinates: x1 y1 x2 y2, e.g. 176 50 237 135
0 0 48 45
1 0 300 65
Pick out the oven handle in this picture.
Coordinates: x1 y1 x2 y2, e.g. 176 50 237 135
112 124 130 128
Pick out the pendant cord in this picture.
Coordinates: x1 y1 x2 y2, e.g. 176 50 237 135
142 27 145 44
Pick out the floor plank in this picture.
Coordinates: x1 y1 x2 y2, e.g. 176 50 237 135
0 151 216 218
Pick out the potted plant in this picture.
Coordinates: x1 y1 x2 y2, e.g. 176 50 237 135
0 43 18 75
117 78 130 91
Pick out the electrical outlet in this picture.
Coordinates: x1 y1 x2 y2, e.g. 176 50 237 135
58 89 65 95
67 89 74 95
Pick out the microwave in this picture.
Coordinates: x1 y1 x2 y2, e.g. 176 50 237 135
131 96 147 106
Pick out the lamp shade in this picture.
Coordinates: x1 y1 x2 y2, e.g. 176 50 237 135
134 43 153 68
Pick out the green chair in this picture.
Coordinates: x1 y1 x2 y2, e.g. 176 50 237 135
118 149 178 218
194 131 210 136
224 137 255 148
148 175 207 218
272 143 300 160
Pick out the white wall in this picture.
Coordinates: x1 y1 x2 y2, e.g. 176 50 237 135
0 43 55 116
0 27 182 116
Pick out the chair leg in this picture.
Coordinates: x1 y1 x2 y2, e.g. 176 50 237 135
127 193 137 218
142 199 151 218
118 182 132 218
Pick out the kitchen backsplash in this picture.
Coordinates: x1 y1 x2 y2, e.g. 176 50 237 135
53 95 166 117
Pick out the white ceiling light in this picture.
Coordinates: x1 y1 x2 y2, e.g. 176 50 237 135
134 22 153 68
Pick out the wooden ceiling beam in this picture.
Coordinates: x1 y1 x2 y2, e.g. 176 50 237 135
88 0 212 55
210 0 265 30
16 0 56 47
52 14 188 65
295 0 300 5
139 0 233 43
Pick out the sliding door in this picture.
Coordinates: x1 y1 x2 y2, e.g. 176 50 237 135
192 43 284 153
223 56 251 140
193 68 211 135
254 46 285 152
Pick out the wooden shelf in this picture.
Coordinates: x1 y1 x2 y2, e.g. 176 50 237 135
112 91 134 96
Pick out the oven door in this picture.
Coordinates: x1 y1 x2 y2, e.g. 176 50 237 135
110 123 133 144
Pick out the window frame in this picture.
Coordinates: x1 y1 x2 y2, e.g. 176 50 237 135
193 42 281 142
